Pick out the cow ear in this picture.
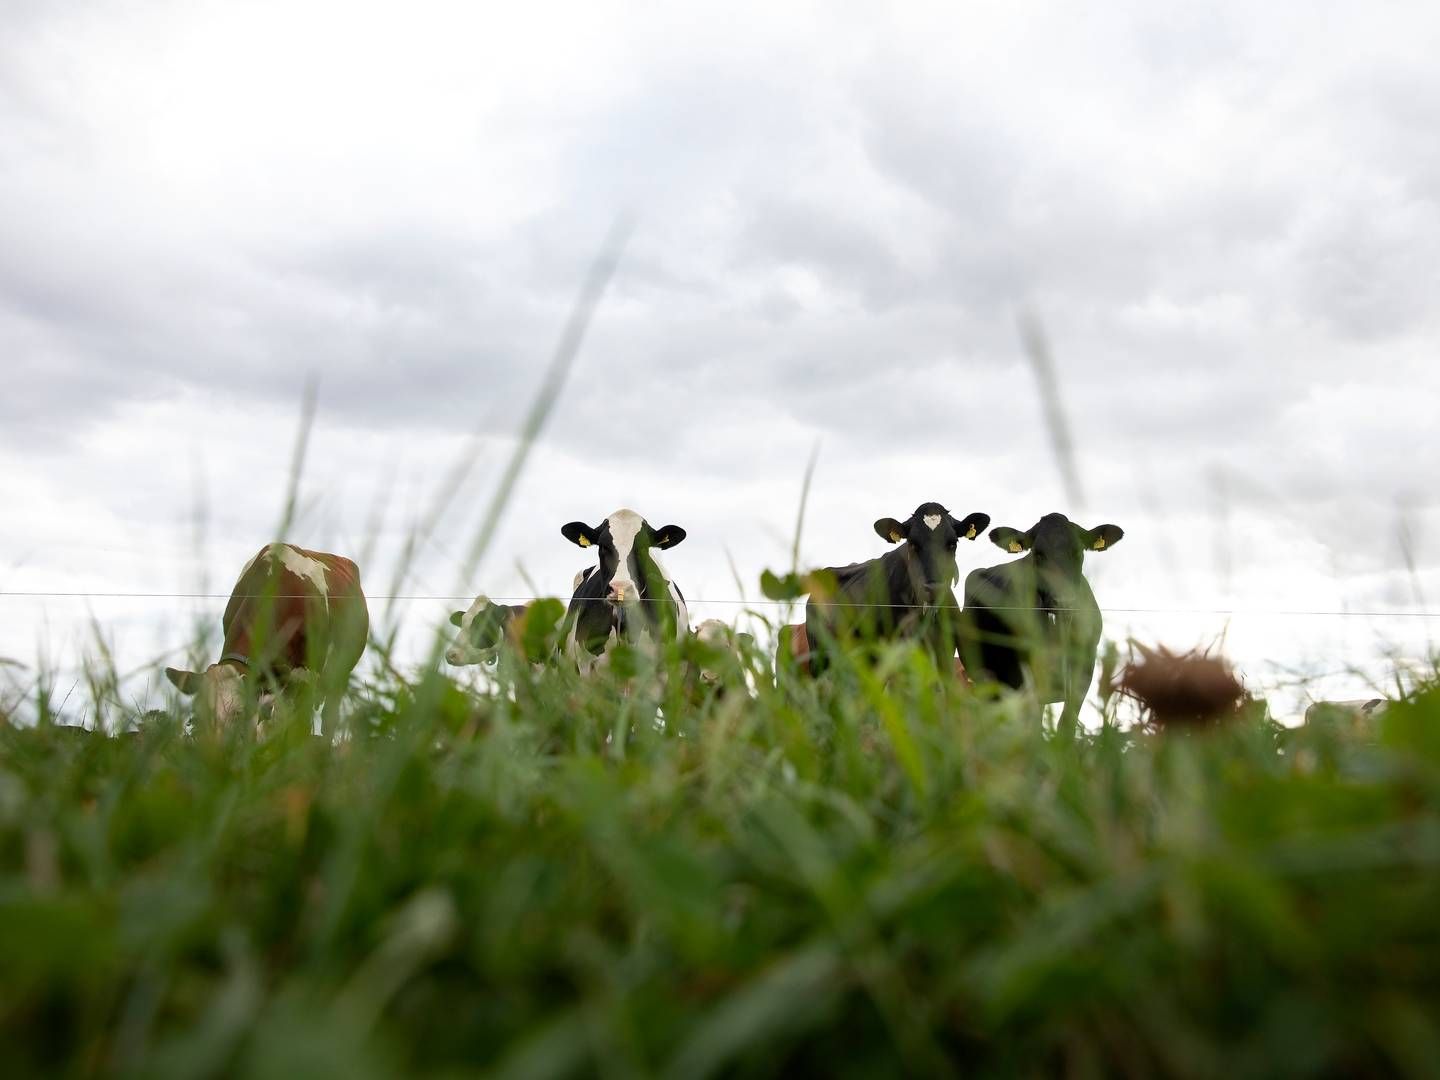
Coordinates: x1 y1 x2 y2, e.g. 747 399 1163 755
1085 524 1124 551
450 610 465 627
956 512 990 541
561 521 598 548
874 517 907 544
990 527 1032 554
652 524 687 549
165 667 202 695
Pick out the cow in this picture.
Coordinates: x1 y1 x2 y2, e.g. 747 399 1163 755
446 598 528 666
1304 698 1387 728
560 509 689 674
803 503 990 676
958 513 1123 734
446 570 591 667
682 618 755 699
165 543 368 737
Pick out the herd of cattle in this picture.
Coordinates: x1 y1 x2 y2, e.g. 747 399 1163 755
163 502 1126 733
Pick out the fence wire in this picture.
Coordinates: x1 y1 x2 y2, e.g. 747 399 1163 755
1 590 1438 618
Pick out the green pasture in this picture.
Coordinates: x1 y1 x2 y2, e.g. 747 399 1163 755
3 636 1440 1078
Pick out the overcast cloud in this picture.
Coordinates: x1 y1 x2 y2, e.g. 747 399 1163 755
3 0 1438 720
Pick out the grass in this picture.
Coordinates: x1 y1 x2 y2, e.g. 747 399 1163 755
4 636 1440 1078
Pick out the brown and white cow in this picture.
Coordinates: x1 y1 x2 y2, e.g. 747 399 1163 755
166 543 368 736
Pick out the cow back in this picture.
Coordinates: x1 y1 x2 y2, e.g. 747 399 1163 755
221 544 368 678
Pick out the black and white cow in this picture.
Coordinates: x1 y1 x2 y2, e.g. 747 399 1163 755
959 513 1123 733
804 502 990 675
560 509 689 674
446 600 526 666
445 570 591 667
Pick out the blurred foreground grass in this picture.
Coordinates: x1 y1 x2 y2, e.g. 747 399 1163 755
4 640 1440 1078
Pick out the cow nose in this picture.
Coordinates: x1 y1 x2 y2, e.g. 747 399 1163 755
607 581 634 604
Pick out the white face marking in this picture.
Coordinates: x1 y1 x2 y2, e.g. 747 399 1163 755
694 618 730 682
923 514 942 531
454 595 490 632
694 619 727 645
604 508 645 598
201 664 248 730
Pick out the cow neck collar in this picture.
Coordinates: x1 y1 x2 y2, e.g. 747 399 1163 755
219 652 250 669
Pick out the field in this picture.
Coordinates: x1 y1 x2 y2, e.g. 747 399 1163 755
4 637 1440 1078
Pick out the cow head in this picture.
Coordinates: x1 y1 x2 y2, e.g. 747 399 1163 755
562 509 686 607
445 597 516 666
690 618 755 688
165 661 321 734
989 513 1124 574
446 597 566 666
873 502 991 598
164 661 253 731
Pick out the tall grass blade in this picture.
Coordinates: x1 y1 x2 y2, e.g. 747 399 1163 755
459 215 634 583
1018 309 1084 509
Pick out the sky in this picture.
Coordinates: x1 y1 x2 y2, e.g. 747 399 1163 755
3 0 1438 723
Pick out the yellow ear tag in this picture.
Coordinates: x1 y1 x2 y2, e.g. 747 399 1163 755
1093 537 1106 550
578 536 591 548
966 525 977 539
890 530 903 542
1008 540 1023 553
